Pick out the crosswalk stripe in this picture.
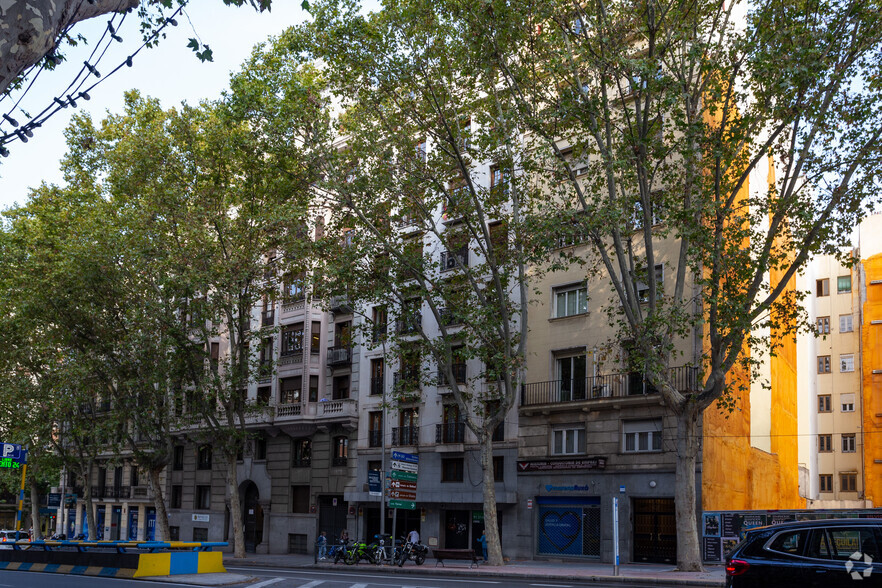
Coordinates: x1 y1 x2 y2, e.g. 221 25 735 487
299 581 324 588
348 584 368 588
249 579 286 588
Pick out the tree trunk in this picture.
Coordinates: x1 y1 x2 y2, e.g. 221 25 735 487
226 452 245 557
479 432 503 566
29 478 41 539
84 487 96 540
148 467 171 542
674 404 703 572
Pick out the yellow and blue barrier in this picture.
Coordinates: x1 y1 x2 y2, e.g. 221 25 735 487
0 540 227 578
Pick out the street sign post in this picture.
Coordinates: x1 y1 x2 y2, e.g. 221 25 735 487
389 499 416 510
390 479 417 491
390 470 418 482
388 489 417 500
392 450 419 464
0 442 28 541
390 460 419 473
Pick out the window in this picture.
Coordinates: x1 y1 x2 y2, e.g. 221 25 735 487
210 342 220 373
370 358 385 396
840 314 854 333
308 375 319 403
636 265 664 303
552 426 586 455
195 485 211 510
257 386 271 404
837 275 852 294
493 456 504 482
488 221 507 260
441 458 464 482
173 445 184 470
171 485 182 509
416 139 427 163
130 465 139 488
840 354 855 372
553 283 588 318
841 393 855 412
818 395 832 413
280 376 302 405
169 526 180 541
197 446 212 470
828 528 879 560
842 434 856 453
768 530 808 556
819 475 833 493
490 166 510 199
281 323 304 356
368 460 381 475
817 279 830 296
368 411 383 448
818 434 832 452
333 375 350 400
556 354 587 401
623 420 663 453
284 272 305 301
840 473 857 492
192 527 208 542
292 439 311 467
254 435 267 460
818 356 831 374
333 436 348 466
817 316 830 334
291 485 310 513
371 306 388 343
311 321 321 354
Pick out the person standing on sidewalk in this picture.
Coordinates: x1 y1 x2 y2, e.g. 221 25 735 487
317 531 327 560
478 532 488 562
407 529 420 544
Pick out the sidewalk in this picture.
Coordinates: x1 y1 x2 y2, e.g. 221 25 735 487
221 552 726 586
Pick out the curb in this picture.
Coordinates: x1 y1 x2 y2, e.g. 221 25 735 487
224 559 725 587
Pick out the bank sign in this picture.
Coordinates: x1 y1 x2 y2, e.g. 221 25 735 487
0 443 25 468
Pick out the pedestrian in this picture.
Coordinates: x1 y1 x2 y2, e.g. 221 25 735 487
407 528 420 544
340 529 349 544
478 532 488 562
317 531 327 560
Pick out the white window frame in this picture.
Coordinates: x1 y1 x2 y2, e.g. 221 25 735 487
552 426 586 456
840 354 855 373
840 314 854 333
622 419 663 453
553 282 588 318
842 434 856 453
841 393 855 413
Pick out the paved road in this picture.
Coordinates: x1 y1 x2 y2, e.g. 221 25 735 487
223 565 661 587
0 567 662 587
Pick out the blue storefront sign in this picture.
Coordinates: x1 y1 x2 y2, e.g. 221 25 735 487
146 507 156 541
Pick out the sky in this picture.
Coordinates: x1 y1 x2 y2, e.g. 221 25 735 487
0 0 326 211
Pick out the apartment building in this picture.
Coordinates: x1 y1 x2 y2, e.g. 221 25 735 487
799 253 866 506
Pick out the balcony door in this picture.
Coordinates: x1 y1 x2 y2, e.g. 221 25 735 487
556 354 587 401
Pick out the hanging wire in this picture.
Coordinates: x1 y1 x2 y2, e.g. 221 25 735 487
0 3 186 157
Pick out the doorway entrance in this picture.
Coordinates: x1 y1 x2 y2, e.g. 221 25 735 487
318 495 348 542
242 481 263 553
632 498 676 563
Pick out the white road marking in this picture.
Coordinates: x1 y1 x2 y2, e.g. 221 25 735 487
225 566 501 583
299 581 325 588
531 584 573 587
248 578 286 588
348 584 368 588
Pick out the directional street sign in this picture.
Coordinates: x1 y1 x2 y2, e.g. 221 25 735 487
391 460 419 473
388 489 417 500
390 479 417 491
389 499 416 510
392 450 419 464
390 470 418 482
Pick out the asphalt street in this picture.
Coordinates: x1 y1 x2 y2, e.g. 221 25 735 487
0 567 663 588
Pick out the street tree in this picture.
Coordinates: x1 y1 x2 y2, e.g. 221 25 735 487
249 6 567 565
449 0 882 570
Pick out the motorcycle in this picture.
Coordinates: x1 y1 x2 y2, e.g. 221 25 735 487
345 539 374 565
395 537 427 566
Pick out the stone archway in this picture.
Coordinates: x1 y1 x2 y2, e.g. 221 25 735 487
241 481 263 553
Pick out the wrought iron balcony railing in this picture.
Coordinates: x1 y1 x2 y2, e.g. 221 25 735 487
436 422 465 444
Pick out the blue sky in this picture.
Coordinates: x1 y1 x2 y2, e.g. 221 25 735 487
0 1 322 211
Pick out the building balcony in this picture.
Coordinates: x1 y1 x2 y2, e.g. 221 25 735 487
329 296 353 314
279 350 304 367
395 317 421 335
327 345 352 367
273 399 358 431
370 376 385 396
438 307 463 327
392 426 419 446
261 310 275 328
131 486 150 500
438 364 467 387
520 366 698 408
368 429 383 448
436 422 465 444
103 486 131 499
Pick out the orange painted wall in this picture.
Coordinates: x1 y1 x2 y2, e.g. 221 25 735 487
862 254 882 506
701 157 804 510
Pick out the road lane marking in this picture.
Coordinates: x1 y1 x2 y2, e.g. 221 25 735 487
299 581 325 588
531 584 573 587
225 566 500 583
248 579 286 588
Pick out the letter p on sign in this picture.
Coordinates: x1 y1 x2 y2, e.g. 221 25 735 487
2 444 19 459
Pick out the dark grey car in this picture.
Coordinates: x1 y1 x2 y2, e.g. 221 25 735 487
726 518 882 587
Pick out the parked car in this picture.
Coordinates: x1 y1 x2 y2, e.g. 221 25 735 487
0 530 24 548
726 518 882 587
